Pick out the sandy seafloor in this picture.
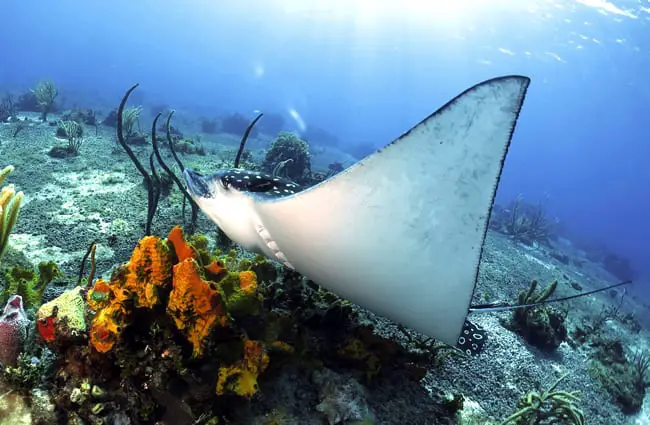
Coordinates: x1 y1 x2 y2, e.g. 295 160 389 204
0 111 649 425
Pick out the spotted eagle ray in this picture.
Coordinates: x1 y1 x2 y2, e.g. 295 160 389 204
181 76 631 355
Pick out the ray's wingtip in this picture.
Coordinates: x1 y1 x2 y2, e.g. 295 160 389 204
482 74 531 91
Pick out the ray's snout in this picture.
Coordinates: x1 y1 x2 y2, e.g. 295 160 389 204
183 168 210 198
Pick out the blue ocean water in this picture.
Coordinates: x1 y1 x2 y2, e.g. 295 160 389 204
0 2 649 424
1 2 647 272
1 1 647 291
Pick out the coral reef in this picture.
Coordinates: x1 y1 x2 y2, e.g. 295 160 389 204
0 388 56 424
216 339 270 398
37 286 86 346
51 120 85 157
30 226 282 423
0 94 16 123
1 261 61 312
3 69 647 425
0 221 445 423
312 367 374 424
31 79 59 122
262 132 312 185
0 295 29 367
173 138 206 156
502 280 568 351
588 338 649 414
166 257 228 357
500 374 585 424
490 195 555 246
0 165 23 259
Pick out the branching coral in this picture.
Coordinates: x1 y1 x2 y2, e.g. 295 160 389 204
502 280 567 351
630 350 650 389
121 105 142 140
504 195 553 245
52 120 84 156
0 165 23 259
1 261 61 311
262 132 312 184
586 338 649 413
0 94 16 123
31 79 58 122
500 374 585 425
2 352 51 391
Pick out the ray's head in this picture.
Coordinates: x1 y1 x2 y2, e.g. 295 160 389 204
183 167 301 249
183 167 301 200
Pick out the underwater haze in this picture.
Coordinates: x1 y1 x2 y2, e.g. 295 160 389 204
1 1 650 424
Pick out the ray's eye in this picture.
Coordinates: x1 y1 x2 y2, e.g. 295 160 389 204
220 177 231 190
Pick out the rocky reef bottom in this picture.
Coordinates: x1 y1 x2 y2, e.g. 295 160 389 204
0 225 461 425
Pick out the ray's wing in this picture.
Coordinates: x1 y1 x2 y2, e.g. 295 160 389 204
253 76 530 346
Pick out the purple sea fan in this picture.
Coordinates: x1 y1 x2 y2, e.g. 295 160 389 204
0 295 29 367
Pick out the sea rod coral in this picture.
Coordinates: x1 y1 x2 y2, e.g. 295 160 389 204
0 165 23 260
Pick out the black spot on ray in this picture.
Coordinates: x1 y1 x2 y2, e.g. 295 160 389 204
221 168 301 199
456 319 487 356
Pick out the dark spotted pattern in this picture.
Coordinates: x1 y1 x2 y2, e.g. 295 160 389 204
219 168 301 199
456 319 487 356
